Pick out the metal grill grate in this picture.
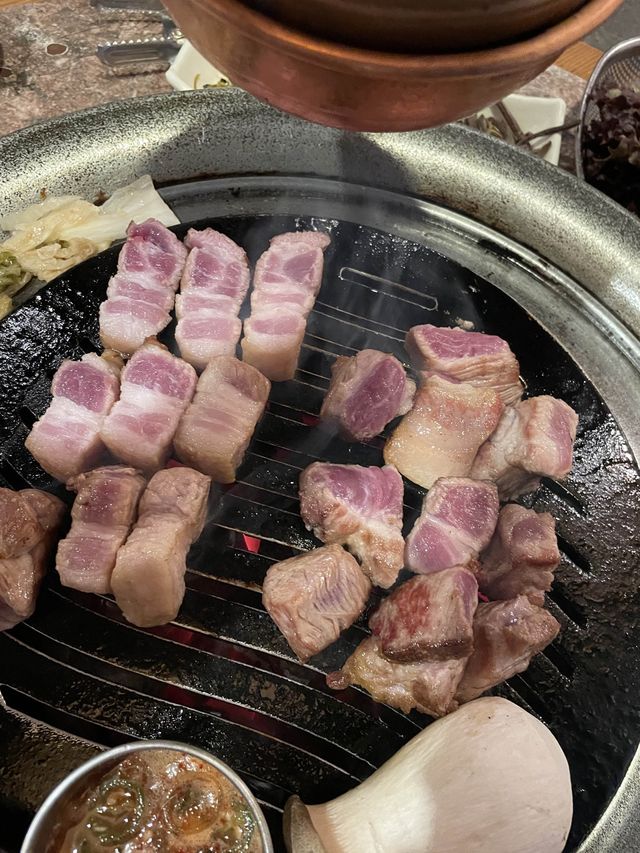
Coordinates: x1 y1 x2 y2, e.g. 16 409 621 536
1 214 640 852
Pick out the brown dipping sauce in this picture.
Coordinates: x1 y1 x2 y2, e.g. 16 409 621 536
50 749 263 853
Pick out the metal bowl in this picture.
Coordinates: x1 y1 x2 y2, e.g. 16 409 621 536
163 0 622 130
20 739 274 853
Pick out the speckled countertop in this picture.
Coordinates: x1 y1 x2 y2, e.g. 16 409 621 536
0 0 586 170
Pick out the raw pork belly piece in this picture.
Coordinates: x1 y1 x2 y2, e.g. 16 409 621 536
455 596 560 703
241 231 330 381
56 466 146 594
110 467 210 627
262 543 371 662
0 489 65 630
25 352 122 482
175 228 251 370
327 636 465 718
471 395 579 499
299 462 404 588
100 218 187 355
478 504 560 606
101 340 197 473
405 478 499 575
369 568 478 662
319 350 416 442
405 324 523 405
174 355 270 483
384 375 504 489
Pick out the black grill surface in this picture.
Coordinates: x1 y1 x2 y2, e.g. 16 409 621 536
1 215 639 852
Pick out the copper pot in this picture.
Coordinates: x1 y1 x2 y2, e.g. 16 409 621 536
164 0 622 131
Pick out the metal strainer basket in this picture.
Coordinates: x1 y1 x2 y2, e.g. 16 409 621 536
575 36 640 178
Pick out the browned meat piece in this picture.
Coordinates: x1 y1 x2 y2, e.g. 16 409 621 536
369 568 478 663
262 544 371 661
455 596 560 703
327 636 465 717
0 489 45 558
110 467 211 628
478 504 560 606
0 489 66 631
174 355 270 483
298 462 404 588
56 466 146 594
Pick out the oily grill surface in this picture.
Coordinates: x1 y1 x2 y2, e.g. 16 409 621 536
0 214 639 852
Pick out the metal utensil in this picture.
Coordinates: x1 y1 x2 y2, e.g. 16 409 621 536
91 0 172 19
575 36 640 178
97 31 183 68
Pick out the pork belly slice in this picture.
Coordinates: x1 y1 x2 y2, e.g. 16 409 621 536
405 477 499 575
56 466 146 594
241 231 330 381
299 462 404 588
327 636 465 718
110 467 210 628
471 395 579 499
175 228 251 370
406 324 523 405
262 543 371 662
101 340 197 473
369 568 478 663
0 489 66 631
319 350 416 442
25 352 122 483
100 218 188 355
384 375 504 490
455 596 560 703
478 505 560 606
174 355 270 483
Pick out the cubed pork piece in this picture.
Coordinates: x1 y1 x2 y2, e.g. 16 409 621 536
101 339 197 473
478 505 560 606
174 355 270 483
241 231 330 381
0 490 47 559
299 462 404 588
471 395 579 499
327 636 465 718
319 350 416 442
175 228 251 370
25 352 122 483
405 324 523 405
384 375 504 489
56 466 146 594
262 543 371 661
405 478 499 575
110 467 211 627
99 218 188 355
455 596 560 704
369 568 478 663
0 488 66 630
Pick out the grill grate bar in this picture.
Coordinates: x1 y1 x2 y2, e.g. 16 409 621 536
312 306 405 344
337 266 439 311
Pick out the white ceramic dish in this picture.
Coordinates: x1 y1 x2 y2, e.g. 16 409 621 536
476 93 567 165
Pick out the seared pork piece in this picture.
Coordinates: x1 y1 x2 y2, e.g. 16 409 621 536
175 228 251 370
478 505 560 606
25 352 122 482
100 219 187 356
369 568 478 662
262 544 371 661
174 355 270 483
101 340 197 473
384 375 504 489
0 490 46 558
110 467 210 628
405 478 499 575
299 462 404 588
0 489 66 631
471 395 579 499
455 596 560 703
319 350 416 442
405 324 523 405
242 231 330 381
56 466 146 594
327 636 465 717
